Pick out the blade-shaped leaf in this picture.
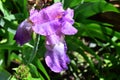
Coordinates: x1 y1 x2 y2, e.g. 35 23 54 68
74 1 118 20
34 59 50 80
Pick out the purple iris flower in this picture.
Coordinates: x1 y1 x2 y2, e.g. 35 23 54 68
14 2 77 73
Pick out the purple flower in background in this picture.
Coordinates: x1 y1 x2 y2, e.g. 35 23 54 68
14 2 77 73
14 19 33 45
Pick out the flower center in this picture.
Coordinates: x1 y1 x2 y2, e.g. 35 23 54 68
55 13 63 19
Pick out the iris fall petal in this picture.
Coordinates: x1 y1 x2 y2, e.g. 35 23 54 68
45 42 70 73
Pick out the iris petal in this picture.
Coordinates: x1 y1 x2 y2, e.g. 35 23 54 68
45 42 70 73
32 20 60 36
63 8 74 24
46 34 60 45
30 9 49 25
61 21 77 35
14 19 32 45
44 2 64 20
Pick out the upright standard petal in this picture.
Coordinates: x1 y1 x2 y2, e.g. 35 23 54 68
62 8 74 24
30 9 49 25
44 2 64 20
14 19 33 45
31 3 64 36
45 42 70 73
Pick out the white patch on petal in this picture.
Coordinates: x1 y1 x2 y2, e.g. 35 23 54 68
53 42 64 54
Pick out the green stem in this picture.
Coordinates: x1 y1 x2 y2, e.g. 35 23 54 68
28 34 40 63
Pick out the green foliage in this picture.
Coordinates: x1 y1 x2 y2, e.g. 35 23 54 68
1 0 120 80
0 67 11 80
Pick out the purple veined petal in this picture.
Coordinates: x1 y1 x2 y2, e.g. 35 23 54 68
44 2 64 20
32 20 60 36
30 3 64 36
66 8 74 18
30 9 49 25
63 41 67 52
61 21 77 35
30 9 38 17
46 34 60 45
46 32 65 45
14 19 33 45
29 9 40 24
30 3 64 25
62 8 74 24
45 42 70 73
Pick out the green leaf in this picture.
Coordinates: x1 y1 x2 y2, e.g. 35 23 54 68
23 0 28 18
0 50 5 67
28 63 40 77
74 1 118 20
63 0 82 8
54 0 61 3
83 0 105 2
28 63 45 80
10 53 22 63
75 23 106 40
0 18 5 27
0 67 11 80
75 21 120 41
0 45 21 50
0 1 16 21
34 59 50 80
103 26 120 39
30 78 42 80
0 0 9 17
